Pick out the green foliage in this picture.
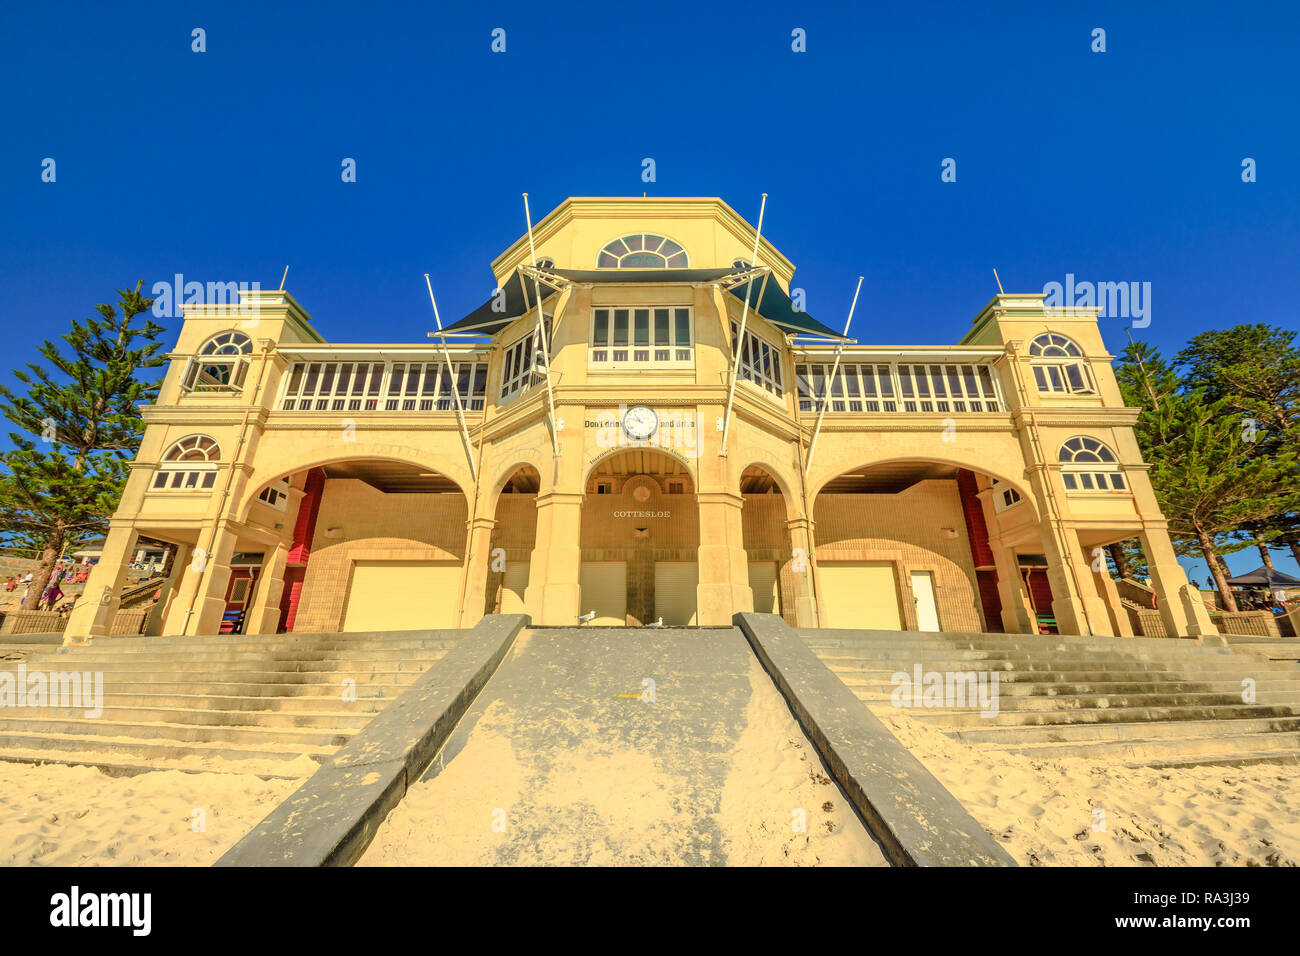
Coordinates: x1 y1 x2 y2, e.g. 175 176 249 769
0 282 166 607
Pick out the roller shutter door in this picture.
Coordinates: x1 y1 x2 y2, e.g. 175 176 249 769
819 562 902 630
500 560 530 615
342 560 460 631
748 561 780 614
654 561 698 625
580 561 627 625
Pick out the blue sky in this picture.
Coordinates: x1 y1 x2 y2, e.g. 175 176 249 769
1 0 1296 580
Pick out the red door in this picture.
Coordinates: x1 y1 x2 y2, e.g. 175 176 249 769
221 568 259 634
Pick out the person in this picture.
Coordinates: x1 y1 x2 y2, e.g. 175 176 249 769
3 577 13 592
42 581 64 611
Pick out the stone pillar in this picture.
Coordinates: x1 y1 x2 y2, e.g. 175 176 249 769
786 516 819 627
245 540 290 636
696 492 752 625
145 544 190 636
63 524 140 642
525 492 583 625
1037 521 1096 636
180 521 239 635
1094 562 1135 637
1139 526 1217 637
989 539 1033 634
460 516 496 629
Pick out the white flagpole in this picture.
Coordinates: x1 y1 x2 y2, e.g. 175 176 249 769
425 273 477 480
523 193 562 457
718 193 767 457
805 276 863 475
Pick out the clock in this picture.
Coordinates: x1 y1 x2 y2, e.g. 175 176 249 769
622 404 658 441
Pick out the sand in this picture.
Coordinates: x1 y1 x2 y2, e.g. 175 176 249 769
0 761 299 866
881 710 1300 866
361 658 888 866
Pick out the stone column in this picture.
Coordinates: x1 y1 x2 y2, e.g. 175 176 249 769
1093 562 1135 637
245 540 290 636
145 544 190 636
1140 525 1217 637
182 521 239 635
1037 521 1097 636
786 516 819 627
459 516 496 628
63 524 140 642
526 491 583 625
696 492 752 625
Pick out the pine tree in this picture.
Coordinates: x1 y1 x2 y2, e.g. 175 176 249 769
1117 340 1300 611
1176 324 1300 566
0 283 166 609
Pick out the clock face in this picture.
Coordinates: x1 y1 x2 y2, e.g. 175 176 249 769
622 404 658 441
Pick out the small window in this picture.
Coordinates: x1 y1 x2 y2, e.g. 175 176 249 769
1029 333 1093 395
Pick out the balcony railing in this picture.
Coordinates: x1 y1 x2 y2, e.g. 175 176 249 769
280 357 489 413
795 360 1004 414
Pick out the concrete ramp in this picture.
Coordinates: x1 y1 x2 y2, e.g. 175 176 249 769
359 626 890 866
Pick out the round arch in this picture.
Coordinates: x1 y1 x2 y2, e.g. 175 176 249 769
810 455 1038 521
580 443 698 491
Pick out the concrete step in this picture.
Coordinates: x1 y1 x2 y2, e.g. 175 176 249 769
875 700 1300 729
0 749 306 779
849 688 1300 710
58 637 462 655
88 680 412 698
976 730 1300 761
938 714 1300 743
0 730 334 764
30 648 452 666
807 648 1256 669
1126 749 1300 770
0 715 353 748
821 659 1284 680
837 675 1300 696
26 704 376 729
5 661 440 677
63 691 400 711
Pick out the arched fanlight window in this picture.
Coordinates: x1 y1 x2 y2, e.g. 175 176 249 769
1058 436 1125 491
596 234 688 269
184 331 253 391
1028 333 1093 395
1029 333 1082 357
153 435 221 490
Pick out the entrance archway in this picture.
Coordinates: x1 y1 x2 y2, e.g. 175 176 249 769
580 449 699 625
739 465 795 623
486 466 541 615
240 458 469 634
812 460 1038 633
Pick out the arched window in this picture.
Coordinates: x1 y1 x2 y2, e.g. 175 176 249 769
183 330 253 391
1058 436 1125 491
1028 333 1093 395
596 234 688 269
153 435 221 490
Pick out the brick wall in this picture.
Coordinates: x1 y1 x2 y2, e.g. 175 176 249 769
742 493 797 625
294 479 468 632
813 480 983 632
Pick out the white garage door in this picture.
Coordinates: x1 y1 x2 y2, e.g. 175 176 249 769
819 562 902 630
342 560 461 631
748 561 781 614
654 561 699 625
580 561 627 626
500 560 530 615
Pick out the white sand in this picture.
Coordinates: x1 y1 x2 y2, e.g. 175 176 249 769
0 762 299 866
361 659 887 866
881 710 1300 866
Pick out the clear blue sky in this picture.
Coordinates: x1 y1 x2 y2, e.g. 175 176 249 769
1 0 1296 581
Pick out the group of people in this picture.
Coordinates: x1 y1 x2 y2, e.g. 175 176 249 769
3 567 72 612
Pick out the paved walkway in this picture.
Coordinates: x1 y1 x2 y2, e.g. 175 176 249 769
360 627 889 866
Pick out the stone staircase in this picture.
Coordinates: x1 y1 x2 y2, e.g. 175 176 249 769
801 629 1300 769
0 629 461 777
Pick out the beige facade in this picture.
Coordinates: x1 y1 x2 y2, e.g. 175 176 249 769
64 197 1216 640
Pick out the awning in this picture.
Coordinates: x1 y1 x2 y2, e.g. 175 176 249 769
723 275 847 339
439 271 565 336
439 266 848 340
1225 566 1300 588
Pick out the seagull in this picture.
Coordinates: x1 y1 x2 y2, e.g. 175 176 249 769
647 617 664 627
577 610 596 624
